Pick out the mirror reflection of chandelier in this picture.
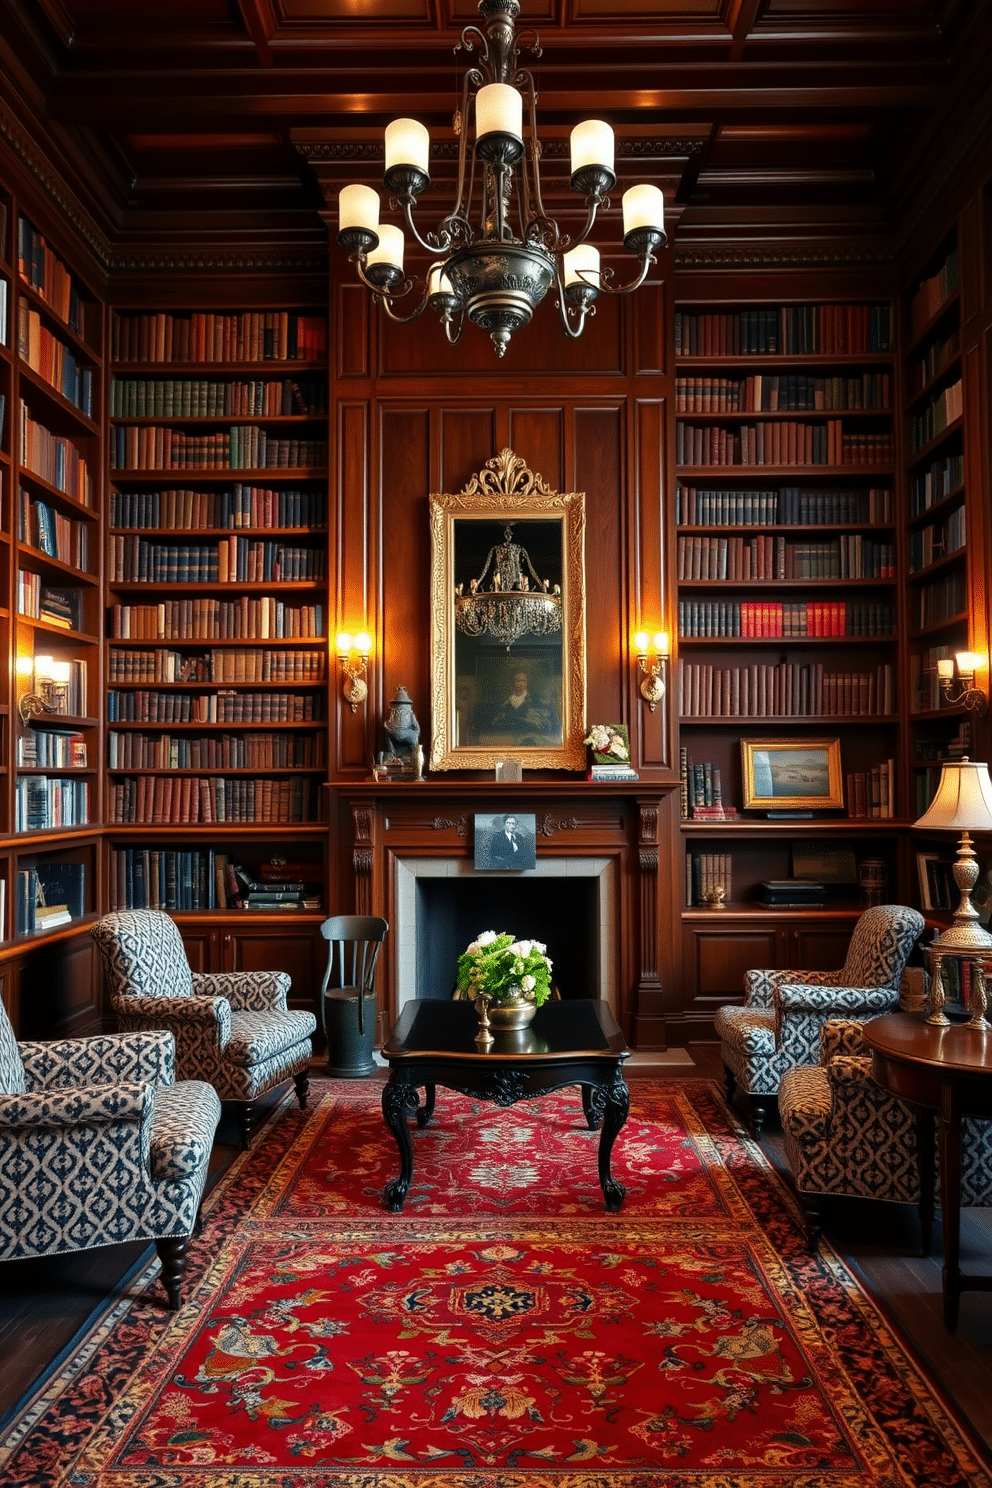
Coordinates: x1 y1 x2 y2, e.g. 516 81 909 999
455 524 562 652
337 0 667 357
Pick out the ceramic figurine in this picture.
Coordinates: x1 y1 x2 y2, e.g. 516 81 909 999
384 685 421 764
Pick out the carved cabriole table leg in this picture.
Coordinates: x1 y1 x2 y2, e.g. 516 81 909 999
598 1073 630 1212
382 1079 420 1212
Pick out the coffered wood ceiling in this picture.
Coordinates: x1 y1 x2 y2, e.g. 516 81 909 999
2 0 989 260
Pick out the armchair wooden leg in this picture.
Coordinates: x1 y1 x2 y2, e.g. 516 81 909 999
155 1236 190 1311
238 1102 254 1150
795 1192 823 1253
293 1070 310 1110
748 1095 772 1139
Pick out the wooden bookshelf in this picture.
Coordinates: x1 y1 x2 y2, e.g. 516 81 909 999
104 308 329 987
673 296 904 1004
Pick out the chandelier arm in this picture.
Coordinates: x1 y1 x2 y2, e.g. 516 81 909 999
457 24 489 65
588 250 658 298
392 196 456 256
441 307 465 344
518 70 547 236
564 195 607 252
351 258 432 323
553 281 593 341
376 287 433 325
445 65 482 232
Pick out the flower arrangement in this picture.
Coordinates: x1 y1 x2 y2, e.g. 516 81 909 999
583 723 630 764
456 931 553 1006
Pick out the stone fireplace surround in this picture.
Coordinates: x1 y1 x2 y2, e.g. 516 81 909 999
333 780 678 1048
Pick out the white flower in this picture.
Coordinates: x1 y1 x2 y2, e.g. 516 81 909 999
520 974 536 992
476 931 498 947
465 940 481 956
509 939 533 957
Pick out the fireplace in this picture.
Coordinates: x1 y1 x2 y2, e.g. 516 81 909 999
394 855 617 1010
333 779 679 1047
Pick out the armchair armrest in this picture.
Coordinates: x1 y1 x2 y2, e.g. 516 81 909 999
193 970 291 1013
0 1082 153 1132
744 967 841 1006
819 1018 871 1063
19 1030 175 1092
826 1053 874 1089
777 984 897 1017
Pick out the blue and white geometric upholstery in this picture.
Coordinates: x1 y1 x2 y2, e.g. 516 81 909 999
714 904 925 1135
779 1018 992 1250
0 1000 220 1309
91 909 317 1149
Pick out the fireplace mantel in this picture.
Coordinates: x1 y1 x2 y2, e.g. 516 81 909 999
328 779 681 1048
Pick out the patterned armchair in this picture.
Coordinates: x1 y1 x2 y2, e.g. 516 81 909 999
714 904 924 1136
91 909 317 1149
779 1018 992 1251
0 1000 220 1310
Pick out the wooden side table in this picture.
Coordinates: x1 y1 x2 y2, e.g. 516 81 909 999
863 1011 992 1330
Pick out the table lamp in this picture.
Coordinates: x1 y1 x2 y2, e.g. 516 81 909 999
914 757 992 1027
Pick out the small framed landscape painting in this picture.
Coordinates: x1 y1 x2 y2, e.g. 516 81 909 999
741 738 843 811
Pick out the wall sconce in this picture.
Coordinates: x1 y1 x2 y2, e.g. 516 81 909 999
634 630 669 712
18 655 72 723
937 651 989 715
336 631 372 713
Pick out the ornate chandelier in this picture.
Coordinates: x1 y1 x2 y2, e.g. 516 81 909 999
336 0 667 358
455 523 561 651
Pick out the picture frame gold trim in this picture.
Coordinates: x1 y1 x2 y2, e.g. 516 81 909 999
741 737 844 811
429 449 586 772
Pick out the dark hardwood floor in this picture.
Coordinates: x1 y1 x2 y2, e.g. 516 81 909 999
1 1049 991 1458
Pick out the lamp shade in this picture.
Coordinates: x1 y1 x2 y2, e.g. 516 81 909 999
914 758 992 831
385 118 429 175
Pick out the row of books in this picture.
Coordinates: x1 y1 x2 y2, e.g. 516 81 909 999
676 420 895 468
19 404 93 503
846 761 896 819
679 661 896 718
19 490 91 573
108 535 325 585
109 485 327 532
108 647 326 684
15 861 86 933
110 425 327 471
908 328 959 398
17 302 95 417
109 376 327 419
19 658 87 717
106 730 326 770
686 853 734 907
109 849 321 913
909 453 964 515
681 754 725 814
913 569 967 630
675 303 892 357
16 776 90 832
677 533 896 581
676 484 893 527
909 379 963 454
0 279 7 348
107 690 323 723
907 507 966 573
110 599 324 640
17 729 87 768
17 217 85 335
677 599 894 638
110 310 328 365
910 248 958 340
675 371 891 413
108 775 318 824
17 575 83 631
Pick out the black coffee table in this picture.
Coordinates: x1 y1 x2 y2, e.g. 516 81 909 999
380 998 631 1213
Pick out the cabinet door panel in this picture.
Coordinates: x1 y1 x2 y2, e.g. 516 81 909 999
686 928 780 1003
788 923 858 971
181 929 218 973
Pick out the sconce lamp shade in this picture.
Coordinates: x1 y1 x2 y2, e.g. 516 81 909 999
914 758 992 832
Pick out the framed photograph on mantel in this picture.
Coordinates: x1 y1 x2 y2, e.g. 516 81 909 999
741 738 844 812
429 449 587 772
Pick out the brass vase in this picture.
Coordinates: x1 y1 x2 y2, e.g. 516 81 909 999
473 993 538 1047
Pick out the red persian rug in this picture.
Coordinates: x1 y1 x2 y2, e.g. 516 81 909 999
3 1077 991 1487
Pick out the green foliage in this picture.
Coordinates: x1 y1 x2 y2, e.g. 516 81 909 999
456 931 553 1006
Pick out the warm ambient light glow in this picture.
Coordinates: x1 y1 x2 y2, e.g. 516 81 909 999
956 650 984 676
336 0 666 357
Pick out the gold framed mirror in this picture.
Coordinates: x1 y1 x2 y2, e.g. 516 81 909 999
429 450 586 772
